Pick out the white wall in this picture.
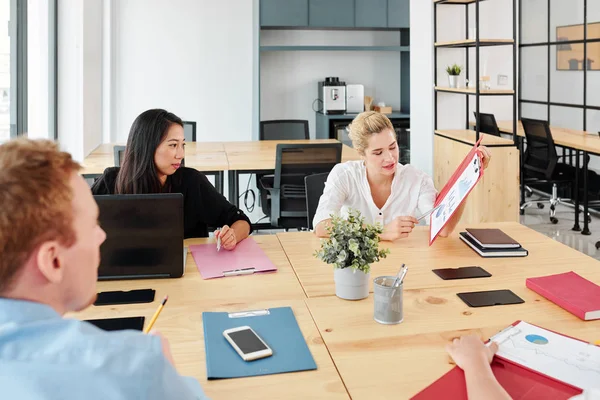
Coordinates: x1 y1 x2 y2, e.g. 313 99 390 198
109 0 256 143
57 0 103 162
410 0 434 176
27 0 50 140
260 30 401 138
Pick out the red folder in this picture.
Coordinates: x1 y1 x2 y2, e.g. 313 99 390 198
411 321 585 400
526 271 600 321
429 137 484 246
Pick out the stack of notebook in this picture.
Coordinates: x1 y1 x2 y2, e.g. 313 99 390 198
459 228 528 258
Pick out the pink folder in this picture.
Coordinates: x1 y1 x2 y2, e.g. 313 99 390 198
189 238 278 279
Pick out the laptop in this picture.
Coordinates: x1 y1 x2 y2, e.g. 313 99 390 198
94 193 185 280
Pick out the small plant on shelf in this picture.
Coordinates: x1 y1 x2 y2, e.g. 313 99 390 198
446 64 462 88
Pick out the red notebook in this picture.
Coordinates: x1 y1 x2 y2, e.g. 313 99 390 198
411 321 587 400
526 271 600 321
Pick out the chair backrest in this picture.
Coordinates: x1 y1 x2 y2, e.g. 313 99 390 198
114 145 127 166
260 120 309 141
114 144 185 168
472 112 500 136
274 143 342 190
521 118 558 180
305 172 329 230
183 121 196 142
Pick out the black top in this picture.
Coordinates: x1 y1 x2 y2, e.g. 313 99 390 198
91 167 252 239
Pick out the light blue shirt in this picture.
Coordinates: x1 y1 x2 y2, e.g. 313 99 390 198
0 298 209 400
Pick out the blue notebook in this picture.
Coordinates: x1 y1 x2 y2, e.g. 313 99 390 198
202 306 317 379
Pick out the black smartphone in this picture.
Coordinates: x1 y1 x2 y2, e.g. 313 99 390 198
432 266 491 280
94 289 155 306
86 316 145 331
457 289 525 308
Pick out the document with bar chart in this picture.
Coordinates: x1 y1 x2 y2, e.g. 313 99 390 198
490 321 600 390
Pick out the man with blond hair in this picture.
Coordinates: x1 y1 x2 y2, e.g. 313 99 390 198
0 139 208 399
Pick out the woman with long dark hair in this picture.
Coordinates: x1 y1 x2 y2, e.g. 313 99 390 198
92 109 251 248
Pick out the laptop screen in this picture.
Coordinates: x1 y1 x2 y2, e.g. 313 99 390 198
94 193 184 280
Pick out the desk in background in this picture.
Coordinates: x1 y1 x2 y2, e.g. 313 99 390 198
492 120 600 235
81 142 228 194
433 130 520 224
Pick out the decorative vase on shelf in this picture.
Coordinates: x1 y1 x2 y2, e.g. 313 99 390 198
314 209 390 301
448 75 459 88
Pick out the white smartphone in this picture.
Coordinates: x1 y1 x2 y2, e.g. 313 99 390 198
223 326 273 361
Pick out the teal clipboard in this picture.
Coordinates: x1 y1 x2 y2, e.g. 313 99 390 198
202 306 317 379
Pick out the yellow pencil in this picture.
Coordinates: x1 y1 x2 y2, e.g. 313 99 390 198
144 295 168 334
595 340 600 346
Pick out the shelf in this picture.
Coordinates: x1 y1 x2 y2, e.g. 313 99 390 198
434 130 515 146
434 0 488 4
435 39 514 48
260 45 410 52
435 86 515 95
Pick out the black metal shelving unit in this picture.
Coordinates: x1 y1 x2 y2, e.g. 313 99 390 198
433 0 518 145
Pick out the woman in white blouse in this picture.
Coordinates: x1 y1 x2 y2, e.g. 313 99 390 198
313 111 491 240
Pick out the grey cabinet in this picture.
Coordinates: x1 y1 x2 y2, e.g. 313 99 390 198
260 0 308 27
355 0 387 28
309 0 354 28
388 0 409 28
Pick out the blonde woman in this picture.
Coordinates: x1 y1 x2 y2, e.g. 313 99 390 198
313 111 491 241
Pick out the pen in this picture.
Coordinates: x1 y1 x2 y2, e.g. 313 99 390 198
416 204 443 221
216 230 221 252
392 264 406 288
144 295 168 334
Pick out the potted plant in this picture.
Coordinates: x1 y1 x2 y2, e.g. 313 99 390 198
314 209 390 300
446 64 462 88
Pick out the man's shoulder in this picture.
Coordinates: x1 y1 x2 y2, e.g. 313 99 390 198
0 317 162 370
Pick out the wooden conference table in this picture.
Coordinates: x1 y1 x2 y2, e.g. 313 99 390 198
74 222 600 399
493 120 600 236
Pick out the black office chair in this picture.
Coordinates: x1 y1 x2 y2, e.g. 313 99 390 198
472 112 501 137
114 145 185 168
113 145 127 166
304 172 329 230
259 143 341 229
183 121 196 142
519 118 583 224
260 120 309 140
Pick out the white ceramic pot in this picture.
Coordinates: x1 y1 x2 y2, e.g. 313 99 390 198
334 267 370 300
448 75 459 88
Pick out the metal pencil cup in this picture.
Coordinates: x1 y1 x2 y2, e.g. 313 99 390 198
373 276 404 325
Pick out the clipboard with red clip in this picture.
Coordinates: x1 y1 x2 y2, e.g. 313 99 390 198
411 320 598 400
428 137 484 246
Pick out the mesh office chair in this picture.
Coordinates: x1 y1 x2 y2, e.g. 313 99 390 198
472 112 501 137
520 118 583 224
260 143 341 229
113 145 127 167
114 145 185 167
304 172 329 230
260 120 309 140
182 121 196 142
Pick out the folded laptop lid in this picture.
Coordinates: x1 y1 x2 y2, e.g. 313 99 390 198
94 193 184 280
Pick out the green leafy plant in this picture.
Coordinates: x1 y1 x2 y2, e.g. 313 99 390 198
314 209 389 274
446 64 462 76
